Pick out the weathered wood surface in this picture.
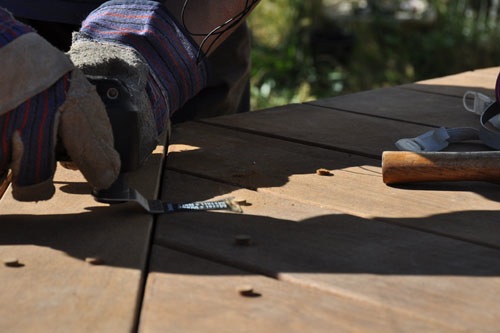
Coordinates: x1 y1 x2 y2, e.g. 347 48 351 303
0 144 165 332
309 86 481 127
162 122 500 247
139 67 500 332
140 246 455 332
2 67 500 332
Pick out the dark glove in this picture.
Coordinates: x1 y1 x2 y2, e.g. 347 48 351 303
0 9 120 201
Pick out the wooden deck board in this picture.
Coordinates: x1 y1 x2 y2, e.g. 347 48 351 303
0 144 165 332
149 171 500 331
308 86 481 128
139 246 457 333
200 103 437 158
3 67 500 332
166 122 500 247
201 101 490 158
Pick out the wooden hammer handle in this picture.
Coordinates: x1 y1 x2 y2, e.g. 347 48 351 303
382 151 500 184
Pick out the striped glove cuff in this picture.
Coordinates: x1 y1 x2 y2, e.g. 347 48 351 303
77 0 208 128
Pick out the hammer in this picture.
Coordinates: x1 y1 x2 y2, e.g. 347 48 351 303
382 151 500 184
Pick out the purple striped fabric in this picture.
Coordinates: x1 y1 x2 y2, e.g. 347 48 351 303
77 0 208 131
0 0 107 25
1 8 70 187
0 7 34 47
0 72 70 186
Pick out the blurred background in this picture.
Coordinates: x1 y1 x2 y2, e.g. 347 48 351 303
248 0 500 109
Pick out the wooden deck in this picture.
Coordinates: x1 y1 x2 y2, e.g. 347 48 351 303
2 67 500 332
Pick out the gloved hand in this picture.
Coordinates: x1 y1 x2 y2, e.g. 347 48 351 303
68 0 208 140
0 9 120 201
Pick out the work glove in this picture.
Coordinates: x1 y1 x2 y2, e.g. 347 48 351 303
68 0 208 149
0 9 120 201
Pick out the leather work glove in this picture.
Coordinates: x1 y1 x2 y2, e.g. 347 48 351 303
0 9 120 201
68 0 208 147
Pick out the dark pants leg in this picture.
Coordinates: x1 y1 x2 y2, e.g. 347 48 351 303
171 23 251 123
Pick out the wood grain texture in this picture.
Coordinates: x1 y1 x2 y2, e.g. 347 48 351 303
200 103 438 158
2 67 499 332
0 144 165 332
382 151 500 184
152 171 500 332
167 122 500 247
308 86 479 128
203 70 500 158
139 247 456 333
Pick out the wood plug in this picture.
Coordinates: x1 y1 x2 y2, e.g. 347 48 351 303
233 199 252 207
85 257 104 265
237 285 262 298
3 258 24 268
316 168 333 176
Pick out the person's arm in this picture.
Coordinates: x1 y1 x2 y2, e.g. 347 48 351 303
69 0 262 125
163 0 260 54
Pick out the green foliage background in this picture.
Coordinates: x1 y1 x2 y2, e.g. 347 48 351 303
248 0 500 110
